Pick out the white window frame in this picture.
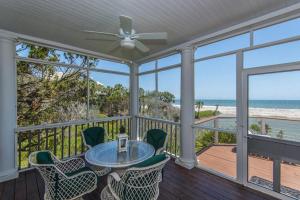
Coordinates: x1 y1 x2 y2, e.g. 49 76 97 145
138 53 182 120
16 42 130 127
240 58 300 200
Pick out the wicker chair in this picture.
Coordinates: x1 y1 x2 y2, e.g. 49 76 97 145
101 154 170 200
143 129 168 155
82 127 111 176
29 150 97 200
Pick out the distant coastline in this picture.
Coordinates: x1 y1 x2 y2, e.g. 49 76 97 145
174 99 300 109
173 99 300 120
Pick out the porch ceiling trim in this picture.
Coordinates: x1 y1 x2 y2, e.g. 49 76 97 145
136 2 300 64
0 29 132 64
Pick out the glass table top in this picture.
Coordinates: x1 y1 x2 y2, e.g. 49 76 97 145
85 140 155 168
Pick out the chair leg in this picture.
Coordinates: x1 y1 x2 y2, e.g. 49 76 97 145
44 190 51 200
100 186 115 200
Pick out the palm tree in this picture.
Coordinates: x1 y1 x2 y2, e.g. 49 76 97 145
195 100 204 119
214 104 219 116
277 130 284 139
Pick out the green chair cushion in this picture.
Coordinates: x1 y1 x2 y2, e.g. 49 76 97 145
83 127 105 147
146 129 167 152
133 154 166 168
65 166 94 177
36 151 54 164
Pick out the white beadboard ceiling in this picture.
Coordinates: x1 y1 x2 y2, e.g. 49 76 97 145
0 0 299 61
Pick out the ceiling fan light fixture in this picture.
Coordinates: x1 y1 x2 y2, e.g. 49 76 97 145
120 37 135 49
83 15 167 53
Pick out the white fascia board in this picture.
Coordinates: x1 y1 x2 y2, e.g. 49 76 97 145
136 2 300 64
0 28 132 64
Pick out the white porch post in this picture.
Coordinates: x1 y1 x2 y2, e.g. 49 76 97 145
175 46 195 169
130 62 139 140
0 35 18 182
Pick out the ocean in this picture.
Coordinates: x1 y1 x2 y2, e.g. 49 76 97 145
174 99 300 109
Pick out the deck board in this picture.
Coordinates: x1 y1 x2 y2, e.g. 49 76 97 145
26 170 40 200
15 172 26 200
0 159 277 200
2 179 15 200
197 145 300 192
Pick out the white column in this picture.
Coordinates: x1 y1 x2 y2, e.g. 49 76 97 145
0 35 18 182
130 62 139 140
175 46 195 169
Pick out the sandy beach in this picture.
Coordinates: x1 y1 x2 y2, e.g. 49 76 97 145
172 104 300 120
201 106 300 120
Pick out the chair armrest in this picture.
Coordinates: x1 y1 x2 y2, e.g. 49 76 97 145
60 171 97 199
156 133 168 155
56 157 86 173
66 170 97 180
107 172 123 200
109 172 121 182
142 132 147 142
155 147 166 155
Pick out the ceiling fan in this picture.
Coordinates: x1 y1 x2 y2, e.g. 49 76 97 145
82 15 168 53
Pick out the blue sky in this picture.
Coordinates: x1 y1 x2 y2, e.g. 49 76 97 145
90 71 129 88
89 59 130 88
16 17 300 100
139 17 300 100
194 55 236 100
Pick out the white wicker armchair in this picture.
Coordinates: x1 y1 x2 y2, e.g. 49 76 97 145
101 155 170 200
82 127 111 176
29 150 97 200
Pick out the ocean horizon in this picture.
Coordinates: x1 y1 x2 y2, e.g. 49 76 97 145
174 99 300 109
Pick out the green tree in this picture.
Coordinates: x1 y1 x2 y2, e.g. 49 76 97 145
277 130 284 139
138 89 178 121
250 124 261 133
17 44 88 126
195 100 204 119
159 91 175 103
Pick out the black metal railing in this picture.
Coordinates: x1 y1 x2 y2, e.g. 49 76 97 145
16 116 131 170
137 116 180 157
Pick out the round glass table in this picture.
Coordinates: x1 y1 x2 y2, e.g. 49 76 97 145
85 140 155 168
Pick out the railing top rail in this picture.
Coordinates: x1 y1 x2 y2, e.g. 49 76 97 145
249 115 300 122
192 124 237 134
194 116 220 124
136 115 180 125
195 115 300 123
249 134 300 147
15 116 131 133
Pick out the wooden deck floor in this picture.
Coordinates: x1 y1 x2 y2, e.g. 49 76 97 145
197 145 300 191
0 159 277 200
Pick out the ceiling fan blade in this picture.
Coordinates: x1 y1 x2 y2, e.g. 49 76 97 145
82 30 120 38
86 37 119 41
134 32 168 40
135 40 150 53
106 41 120 52
119 15 132 34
